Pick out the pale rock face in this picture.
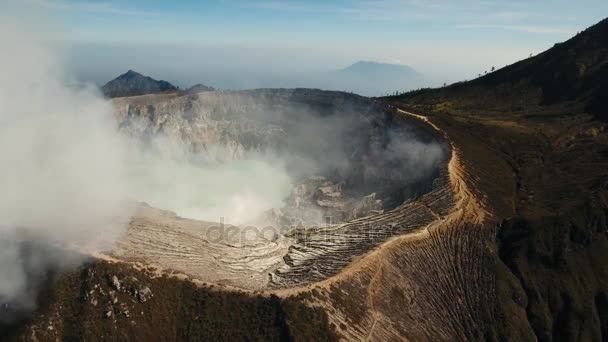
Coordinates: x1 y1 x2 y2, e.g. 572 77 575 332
113 93 284 161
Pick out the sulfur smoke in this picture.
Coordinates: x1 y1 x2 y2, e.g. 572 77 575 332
0 19 295 317
127 149 292 225
0 20 132 318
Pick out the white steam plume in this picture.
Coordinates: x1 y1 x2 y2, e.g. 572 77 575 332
0 19 131 313
127 152 292 225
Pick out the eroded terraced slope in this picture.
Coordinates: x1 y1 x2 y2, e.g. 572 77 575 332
268 108 497 340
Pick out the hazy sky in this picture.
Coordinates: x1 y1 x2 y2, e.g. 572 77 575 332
4 0 608 87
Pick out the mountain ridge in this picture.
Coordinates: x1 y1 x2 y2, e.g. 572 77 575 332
101 70 179 98
395 17 608 120
329 60 425 96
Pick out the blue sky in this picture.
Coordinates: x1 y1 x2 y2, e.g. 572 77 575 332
4 0 608 87
20 0 605 43
24 0 606 42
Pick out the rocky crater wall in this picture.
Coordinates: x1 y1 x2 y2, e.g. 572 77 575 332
109 89 450 289
113 89 446 224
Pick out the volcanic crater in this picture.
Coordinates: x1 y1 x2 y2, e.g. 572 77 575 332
105 88 450 290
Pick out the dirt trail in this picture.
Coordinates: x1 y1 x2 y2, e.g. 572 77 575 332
270 108 491 298
263 108 498 341
395 108 490 225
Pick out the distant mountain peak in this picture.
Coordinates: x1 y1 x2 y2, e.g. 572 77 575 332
341 61 420 77
187 83 215 94
123 69 140 77
329 60 424 96
352 60 403 66
102 70 179 98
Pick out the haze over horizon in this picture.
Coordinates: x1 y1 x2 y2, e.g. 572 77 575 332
4 0 608 93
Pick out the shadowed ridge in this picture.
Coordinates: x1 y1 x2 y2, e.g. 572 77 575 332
393 17 608 121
